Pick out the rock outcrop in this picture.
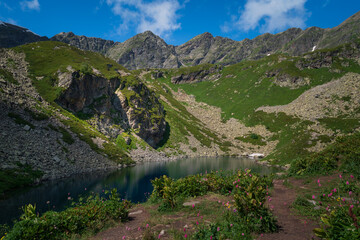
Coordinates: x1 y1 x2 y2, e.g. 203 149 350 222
51 32 115 54
171 65 223 84
56 70 166 147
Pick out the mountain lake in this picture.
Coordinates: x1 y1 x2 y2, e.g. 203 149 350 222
0 156 279 225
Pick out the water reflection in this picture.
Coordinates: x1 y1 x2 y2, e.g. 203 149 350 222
0 156 278 225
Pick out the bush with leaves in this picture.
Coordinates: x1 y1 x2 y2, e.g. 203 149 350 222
314 206 360 239
5 189 131 240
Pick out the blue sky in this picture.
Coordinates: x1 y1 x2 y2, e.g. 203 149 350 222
0 0 359 45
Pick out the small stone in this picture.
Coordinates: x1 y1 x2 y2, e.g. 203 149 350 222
307 200 317 205
129 210 143 216
53 156 61 163
23 125 31 131
183 201 200 207
314 206 321 210
159 230 165 236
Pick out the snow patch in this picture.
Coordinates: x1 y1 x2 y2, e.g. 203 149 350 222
267 53 271 56
25 29 40 37
312 46 317 52
248 153 265 159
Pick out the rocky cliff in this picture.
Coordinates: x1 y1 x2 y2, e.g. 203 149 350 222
57 71 166 147
51 32 116 54
0 21 48 48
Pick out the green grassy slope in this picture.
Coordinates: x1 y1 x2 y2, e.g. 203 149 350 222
149 42 360 164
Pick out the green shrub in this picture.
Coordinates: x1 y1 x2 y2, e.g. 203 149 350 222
0 69 18 85
314 206 360 239
58 127 75 145
250 133 259 139
5 189 131 240
80 63 92 75
25 109 49 121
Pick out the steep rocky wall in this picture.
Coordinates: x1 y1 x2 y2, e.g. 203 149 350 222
57 71 166 147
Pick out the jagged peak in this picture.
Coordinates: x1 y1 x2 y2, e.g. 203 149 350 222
136 30 160 39
199 32 214 38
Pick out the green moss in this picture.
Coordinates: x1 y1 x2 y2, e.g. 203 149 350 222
236 133 266 146
25 108 49 121
319 118 360 133
318 135 332 143
116 132 138 152
58 126 75 145
8 112 35 129
7 58 16 68
0 68 18 85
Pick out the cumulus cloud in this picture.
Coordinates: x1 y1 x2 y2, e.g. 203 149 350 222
106 0 184 38
235 0 308 33
20 0 40 11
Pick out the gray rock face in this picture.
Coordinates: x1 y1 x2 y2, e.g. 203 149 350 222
171 65 223 84
51 32 115 54
0 21 48 48
56 70 166 147
106 31 181 70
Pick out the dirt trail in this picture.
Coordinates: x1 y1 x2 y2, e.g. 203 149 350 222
91 180 320 240
257 179 319 240
90 206 151 240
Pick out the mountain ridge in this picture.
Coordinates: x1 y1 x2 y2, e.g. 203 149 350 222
1 11 360 70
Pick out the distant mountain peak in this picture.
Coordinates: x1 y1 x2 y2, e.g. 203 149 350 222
0 21 48 48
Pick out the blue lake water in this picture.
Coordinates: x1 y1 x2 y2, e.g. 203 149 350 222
0 156 278 225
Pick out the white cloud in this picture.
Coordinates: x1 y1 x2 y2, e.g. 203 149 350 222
0 2 13 11
235 0 308 33
20 0 40 11
106 0 184 38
